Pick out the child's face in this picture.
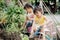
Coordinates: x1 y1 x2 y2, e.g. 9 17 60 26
26 8 33 13
35 11 42 17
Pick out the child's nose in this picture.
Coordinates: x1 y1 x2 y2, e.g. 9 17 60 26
36 14 39 16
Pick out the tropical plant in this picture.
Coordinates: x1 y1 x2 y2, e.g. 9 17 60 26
0 0 26 34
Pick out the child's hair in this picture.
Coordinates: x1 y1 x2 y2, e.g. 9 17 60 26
24 3 33 9
33 6 42 14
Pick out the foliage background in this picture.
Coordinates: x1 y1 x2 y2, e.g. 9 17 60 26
0 0 28 40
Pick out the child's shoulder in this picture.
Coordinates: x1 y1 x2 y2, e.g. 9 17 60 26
42 15 46 18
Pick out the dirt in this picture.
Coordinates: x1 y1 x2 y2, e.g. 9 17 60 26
0 28 22 40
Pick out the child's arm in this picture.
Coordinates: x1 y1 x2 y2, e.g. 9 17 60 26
23 16 28 28
30 16 37 36
41 16 53 26
44 16 53 25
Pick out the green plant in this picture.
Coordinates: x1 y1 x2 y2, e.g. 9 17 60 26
0 0 26 34
5 6 25 33
0 0 28 40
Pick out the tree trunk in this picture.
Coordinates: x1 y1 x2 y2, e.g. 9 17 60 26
35 0 37 6
19 0 23 5
48 0 49 4
23 0 28 2
17 0 23 6
52 0 56 13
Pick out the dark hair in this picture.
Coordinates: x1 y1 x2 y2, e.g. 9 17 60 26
33 6 42 14
24 3 33 9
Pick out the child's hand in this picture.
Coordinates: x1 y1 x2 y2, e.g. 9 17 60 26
40 24 45 27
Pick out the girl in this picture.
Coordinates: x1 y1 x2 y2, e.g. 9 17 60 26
23 3 34 36
30 7 50 40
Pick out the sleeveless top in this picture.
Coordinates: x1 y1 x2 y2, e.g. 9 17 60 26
34 15 46 26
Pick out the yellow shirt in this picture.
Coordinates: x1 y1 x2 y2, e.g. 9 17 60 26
34 15 46 25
